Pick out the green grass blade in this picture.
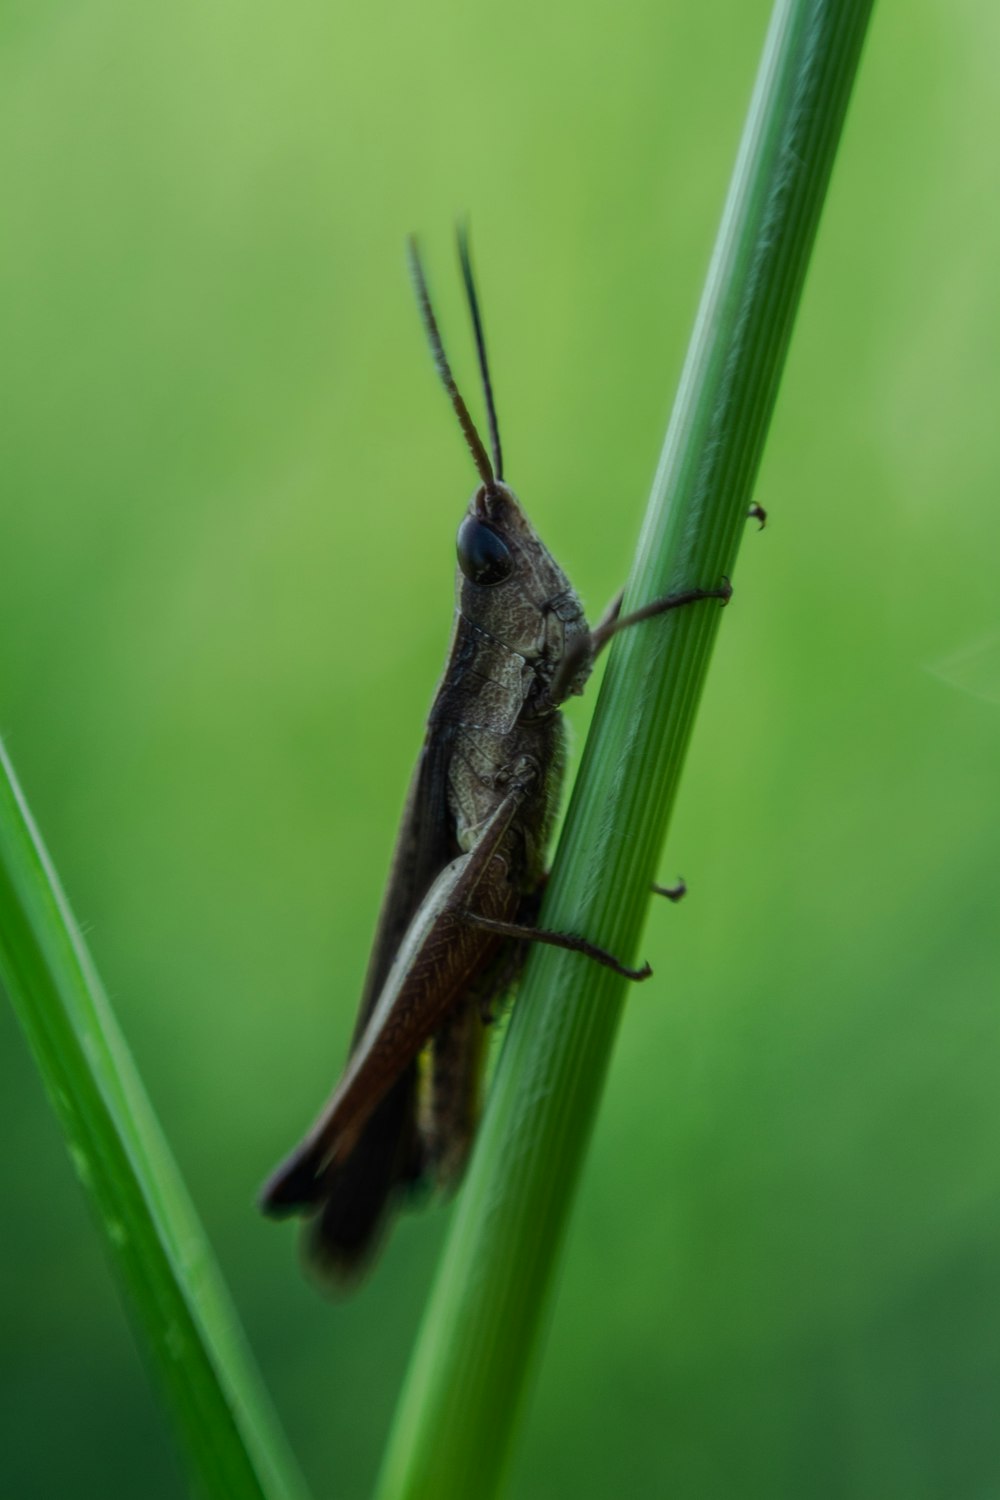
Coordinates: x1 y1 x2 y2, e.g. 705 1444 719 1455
376 2 876 1496
0 737 311 1500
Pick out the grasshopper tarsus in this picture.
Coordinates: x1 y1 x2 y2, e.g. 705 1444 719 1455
651 878 687 902
748 501 767 530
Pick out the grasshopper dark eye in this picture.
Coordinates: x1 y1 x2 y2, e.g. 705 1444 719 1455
456 516 514 586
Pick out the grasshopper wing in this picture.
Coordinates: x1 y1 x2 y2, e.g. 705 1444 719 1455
262 718 458 1276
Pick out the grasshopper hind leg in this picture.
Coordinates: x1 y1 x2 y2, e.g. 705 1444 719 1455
418 909 539 1191
419 1005 487 1189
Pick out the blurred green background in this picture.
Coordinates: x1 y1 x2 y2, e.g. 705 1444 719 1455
2 2 999 1497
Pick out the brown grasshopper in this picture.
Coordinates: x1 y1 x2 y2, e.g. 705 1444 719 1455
260 231 729 1280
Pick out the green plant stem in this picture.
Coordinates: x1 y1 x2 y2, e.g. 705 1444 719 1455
376 2 875 1497
0 738 311 1500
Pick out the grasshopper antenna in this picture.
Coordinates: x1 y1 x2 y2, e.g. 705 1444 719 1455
407 236 497 493
456 221 504 482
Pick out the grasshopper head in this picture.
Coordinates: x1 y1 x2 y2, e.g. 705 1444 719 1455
456 481 593 701
409 232 594 703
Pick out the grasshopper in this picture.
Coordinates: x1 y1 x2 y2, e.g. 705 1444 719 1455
260 231 729 1280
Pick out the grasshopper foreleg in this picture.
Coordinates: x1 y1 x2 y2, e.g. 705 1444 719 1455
588 577 732 656
551 577 731 700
